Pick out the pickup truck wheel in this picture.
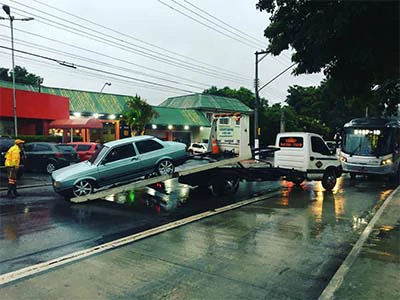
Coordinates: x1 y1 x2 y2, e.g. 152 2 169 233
157 159 175 176
211 177 239 197
46 161 57 174
73 180 94 197
290 172 305 185
322 170 336 190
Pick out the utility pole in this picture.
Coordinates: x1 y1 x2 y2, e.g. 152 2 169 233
254 56 296 149
254 50 267 152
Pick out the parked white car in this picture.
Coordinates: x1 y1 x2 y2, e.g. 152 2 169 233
187 142 208 154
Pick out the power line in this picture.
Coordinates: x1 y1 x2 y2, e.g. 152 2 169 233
0 45 199 94
156 0 294 68
6 6 251 85
0 15 249 86
0 34 210 91
182 0 266 46
12 0 253 82
166 0 265 48
0 51 181 95
156 0 260 50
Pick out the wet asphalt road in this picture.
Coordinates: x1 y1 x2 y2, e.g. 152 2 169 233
0 173 397 299
0 175 281 275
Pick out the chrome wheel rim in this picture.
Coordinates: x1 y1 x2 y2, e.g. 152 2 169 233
46 163 56 174
158 160 174 175
73 180 93 197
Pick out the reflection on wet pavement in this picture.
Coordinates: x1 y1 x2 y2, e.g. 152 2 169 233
364 223 400 263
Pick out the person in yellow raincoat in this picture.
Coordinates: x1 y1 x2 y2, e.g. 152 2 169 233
5 139 24 198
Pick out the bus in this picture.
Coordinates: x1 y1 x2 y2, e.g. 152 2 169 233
339 117 400 183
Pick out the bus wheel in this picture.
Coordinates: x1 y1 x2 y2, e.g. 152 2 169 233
322 170 336 190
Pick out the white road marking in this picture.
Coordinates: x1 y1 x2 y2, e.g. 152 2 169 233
318 185 400 300
0 190 280 286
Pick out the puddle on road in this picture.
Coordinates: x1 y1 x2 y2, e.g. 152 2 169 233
101 179 192 213
363 223 400 263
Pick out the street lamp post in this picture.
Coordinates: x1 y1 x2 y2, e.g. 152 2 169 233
100 82 111 93
1 5 33 137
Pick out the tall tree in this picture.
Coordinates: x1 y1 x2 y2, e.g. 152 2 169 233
0 66 42 85
121 95 158 136
256 1 399 114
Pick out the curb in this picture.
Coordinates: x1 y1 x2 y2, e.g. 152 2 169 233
318 185 400 300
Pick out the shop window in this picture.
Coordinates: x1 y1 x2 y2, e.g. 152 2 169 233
219 118 230 125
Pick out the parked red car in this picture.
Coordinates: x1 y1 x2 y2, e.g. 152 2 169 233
68 142 101 161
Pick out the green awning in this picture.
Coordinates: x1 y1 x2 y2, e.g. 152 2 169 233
151 107 210 127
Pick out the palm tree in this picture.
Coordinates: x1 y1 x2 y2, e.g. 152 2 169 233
121 95 158 136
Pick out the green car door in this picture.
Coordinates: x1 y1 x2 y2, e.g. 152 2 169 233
96 142 141 186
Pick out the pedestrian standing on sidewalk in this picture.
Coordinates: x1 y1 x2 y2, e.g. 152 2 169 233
5 139 24 198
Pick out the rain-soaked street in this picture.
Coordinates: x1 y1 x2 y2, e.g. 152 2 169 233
0 173 398 299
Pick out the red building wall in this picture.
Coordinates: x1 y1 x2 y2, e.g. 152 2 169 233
0 87 70 135
0 87 69 119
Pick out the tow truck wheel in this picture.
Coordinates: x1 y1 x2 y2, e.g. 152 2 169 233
322 170 336 191
73 179 94 197
211 176 240 197
156 159 175 176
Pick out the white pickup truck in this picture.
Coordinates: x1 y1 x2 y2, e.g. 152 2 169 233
274 132 342 190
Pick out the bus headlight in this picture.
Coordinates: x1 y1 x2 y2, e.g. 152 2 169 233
339 156 347 163
381 158 392 165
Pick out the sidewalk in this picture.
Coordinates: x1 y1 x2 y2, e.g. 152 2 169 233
320 186 400 300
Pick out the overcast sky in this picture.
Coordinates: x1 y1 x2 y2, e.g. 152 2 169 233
0 0 324 106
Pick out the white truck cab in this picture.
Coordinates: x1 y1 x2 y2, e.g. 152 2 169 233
274 132 342 190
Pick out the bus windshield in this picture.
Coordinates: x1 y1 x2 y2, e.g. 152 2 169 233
342 127 394 157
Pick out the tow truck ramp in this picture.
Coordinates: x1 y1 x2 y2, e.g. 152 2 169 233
70 156 248 203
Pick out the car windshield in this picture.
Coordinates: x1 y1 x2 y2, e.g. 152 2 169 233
342 127 394 156
88 144 109 164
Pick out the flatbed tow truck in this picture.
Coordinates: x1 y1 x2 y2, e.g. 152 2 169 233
69 113 341 204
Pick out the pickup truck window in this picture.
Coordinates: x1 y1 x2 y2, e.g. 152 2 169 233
311 136 331 155
279 137 304 148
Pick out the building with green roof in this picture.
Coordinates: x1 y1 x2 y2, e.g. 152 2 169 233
160 93 253 113
160 93 253 144
0 81 251 144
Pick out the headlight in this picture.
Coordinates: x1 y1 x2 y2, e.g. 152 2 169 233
339 156 347 163
54 181 61 188
381 158 392 165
